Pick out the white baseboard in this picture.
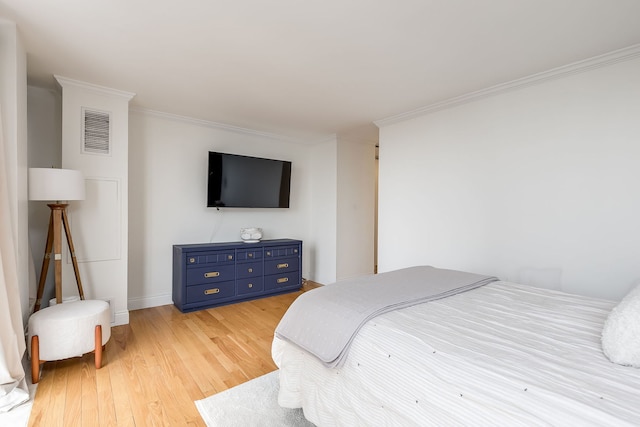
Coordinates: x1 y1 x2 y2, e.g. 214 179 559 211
113 309 129 326
128 293 173 311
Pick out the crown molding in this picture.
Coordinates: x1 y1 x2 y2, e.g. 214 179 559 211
375 43 640 128
128 107 317 144
54 75 136 100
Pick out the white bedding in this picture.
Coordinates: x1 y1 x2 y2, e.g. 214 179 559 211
272 281 640 426
275 266 497 368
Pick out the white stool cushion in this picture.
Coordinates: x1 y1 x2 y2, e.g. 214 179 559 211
28 299 111 361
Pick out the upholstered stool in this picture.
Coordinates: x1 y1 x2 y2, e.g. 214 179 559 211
28 299 111 383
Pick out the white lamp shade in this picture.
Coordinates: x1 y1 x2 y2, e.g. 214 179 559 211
28 168 86 201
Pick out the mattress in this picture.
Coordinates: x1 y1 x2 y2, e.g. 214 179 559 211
272 281 640 426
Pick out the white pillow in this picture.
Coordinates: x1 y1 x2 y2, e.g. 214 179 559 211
601 284 640 367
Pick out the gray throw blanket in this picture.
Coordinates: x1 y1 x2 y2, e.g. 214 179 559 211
275 266 498 368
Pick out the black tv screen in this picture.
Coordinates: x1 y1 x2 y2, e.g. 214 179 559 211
207 152 292 208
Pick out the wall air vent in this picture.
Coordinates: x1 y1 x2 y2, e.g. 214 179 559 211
82 108 111 155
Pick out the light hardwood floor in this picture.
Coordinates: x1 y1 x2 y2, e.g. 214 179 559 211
28 282 319 426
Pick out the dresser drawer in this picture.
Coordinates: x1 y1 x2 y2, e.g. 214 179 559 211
264 271 299 291
236 261 263 279
236 248 263 261
186 251 235 265
237 277 264 295
186 264 235 286
265 257 299 276
186 280 235 304
264 245 300 258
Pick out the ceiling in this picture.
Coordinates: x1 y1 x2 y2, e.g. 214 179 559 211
2 0 640 143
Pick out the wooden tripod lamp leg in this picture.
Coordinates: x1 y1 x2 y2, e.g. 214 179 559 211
34 212 54 312
51 205 63 304
33 203 84 313
33 203 86 313
62 208 85 300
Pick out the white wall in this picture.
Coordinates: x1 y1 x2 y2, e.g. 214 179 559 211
57 76 134 325
309 138 338 285
0 20 29 322
378 54 640 301
307 136 377 285
337 137 376 280
27 86 62 308
128 111 313 309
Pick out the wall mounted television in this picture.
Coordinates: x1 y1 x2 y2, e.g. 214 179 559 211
207 152 292 208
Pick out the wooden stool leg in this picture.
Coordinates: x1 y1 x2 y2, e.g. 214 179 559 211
95 325 102 369
31 335 40 384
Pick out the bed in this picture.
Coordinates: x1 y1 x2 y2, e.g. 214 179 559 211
272 266 640 426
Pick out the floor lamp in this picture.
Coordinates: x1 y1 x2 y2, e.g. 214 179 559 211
29 168 86 312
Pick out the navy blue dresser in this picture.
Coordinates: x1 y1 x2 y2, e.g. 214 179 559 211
172 239 302 312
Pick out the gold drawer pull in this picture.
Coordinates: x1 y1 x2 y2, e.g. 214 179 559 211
204 271 220 278
204 288 220 295
248 283 253 288
189 257 196 263
277 277 289 284
277 263 289 269
248 253 253 258
248 268 253 273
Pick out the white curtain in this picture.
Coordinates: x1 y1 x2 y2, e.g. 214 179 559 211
0 106 29 412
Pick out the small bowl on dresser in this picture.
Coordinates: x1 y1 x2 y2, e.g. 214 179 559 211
240 227 263 243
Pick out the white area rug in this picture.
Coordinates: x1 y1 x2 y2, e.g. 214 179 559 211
195 370 315 427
